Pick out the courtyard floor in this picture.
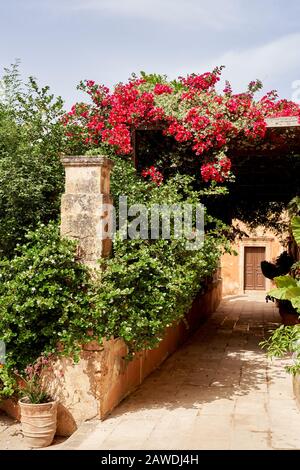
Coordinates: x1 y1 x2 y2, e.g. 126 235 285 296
1 294 300 450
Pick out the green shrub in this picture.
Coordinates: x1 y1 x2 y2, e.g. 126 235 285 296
261 215 300 374
0 222 93 374
92 156 227 353
0 154 228 397
0 64 65 258
261 325 300 374
93 236 221 354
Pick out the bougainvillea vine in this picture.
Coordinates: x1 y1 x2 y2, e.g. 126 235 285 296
63 68 300 183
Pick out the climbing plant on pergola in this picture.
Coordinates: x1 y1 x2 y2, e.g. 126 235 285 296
64 68 300 228
64 68 300 180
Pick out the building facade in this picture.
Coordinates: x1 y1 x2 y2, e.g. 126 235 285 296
221 220 284 295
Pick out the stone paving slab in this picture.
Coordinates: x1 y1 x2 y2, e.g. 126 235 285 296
1 294 300 450
0 412 27 450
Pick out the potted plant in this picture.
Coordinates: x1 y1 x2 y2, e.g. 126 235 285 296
267 217 300 312
261 250 298 324
261 216 300 407
261 250 294 281
263 216 300 324
261 324 300 409
17 355 58 448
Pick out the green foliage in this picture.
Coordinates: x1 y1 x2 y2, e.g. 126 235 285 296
0 160 227 396
288 197 300 217
269 276 300 313
267 217 300 313
291 216 300 245
91 158 228 354
0 63 65 258
262 215 300 374
0 366 16 399
0 222 93 376
93 236 222 354
261 325 300 374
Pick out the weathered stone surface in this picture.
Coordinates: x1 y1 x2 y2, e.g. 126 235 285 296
60 155 114 267
61 156 114 195
45 354 102 436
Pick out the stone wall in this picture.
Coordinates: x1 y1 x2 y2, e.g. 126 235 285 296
60 156 114 267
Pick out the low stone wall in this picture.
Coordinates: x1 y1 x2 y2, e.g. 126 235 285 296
1 278 222 436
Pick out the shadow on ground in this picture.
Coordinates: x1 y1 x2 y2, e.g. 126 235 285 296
108 296 282 418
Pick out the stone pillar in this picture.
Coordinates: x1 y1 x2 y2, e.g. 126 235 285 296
60 156 114 268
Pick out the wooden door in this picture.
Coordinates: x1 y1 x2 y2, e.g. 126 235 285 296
244 247 266 290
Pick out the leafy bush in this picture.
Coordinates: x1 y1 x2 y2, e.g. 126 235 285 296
262 216 300 374
267 217 300 313
92 156 227 353
0 151 228 397
261 325 300 374
0 222 93 375
93 235 222 354
0 64 65 258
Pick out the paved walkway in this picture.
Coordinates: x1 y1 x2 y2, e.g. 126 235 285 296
62 294 300 450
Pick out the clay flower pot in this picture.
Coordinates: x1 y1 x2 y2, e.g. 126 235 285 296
278 301 300 326
19 398 58 448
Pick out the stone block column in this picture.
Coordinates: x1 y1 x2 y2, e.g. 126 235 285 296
60 156 114 268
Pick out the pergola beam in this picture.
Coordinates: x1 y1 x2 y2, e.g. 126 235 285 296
266 116 300 128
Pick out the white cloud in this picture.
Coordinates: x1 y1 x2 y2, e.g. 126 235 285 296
38 0 244 31
167 33 300 95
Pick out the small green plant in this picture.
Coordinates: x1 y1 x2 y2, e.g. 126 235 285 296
0 365 16 399
261 325 300 374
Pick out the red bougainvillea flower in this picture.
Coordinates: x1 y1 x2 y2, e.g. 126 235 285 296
201 155 232 183
63 69 300 183
141 166 164 186
153 83 173 95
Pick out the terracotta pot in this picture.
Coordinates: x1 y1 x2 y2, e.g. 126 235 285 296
278 301 300 326
19 398 57 448
280 313 300 326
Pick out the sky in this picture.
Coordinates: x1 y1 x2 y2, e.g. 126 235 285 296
1 0 300 109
